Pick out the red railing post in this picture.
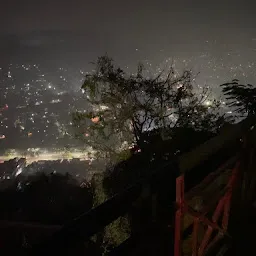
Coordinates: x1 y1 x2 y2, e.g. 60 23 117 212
174 175 185 256
198 226 213 256
197 193 225 255
222 161 240 230
192 217 199 256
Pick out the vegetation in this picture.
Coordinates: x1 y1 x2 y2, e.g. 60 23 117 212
71 55 237 252
221 78 256 116
0 172 93 225
73 55 229 162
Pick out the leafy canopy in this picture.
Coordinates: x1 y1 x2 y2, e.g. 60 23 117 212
221 79 256 116
73 55 227 159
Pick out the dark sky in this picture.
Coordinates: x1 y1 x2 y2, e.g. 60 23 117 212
1 0 256 89
2 1 256 39
1 1 255 33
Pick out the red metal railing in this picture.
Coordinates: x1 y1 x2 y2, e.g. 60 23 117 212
174 152 244 256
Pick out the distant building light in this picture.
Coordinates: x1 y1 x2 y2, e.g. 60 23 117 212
15 168 23 177
91 117 100 123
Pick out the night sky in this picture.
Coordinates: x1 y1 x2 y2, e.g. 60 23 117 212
1 0 256 149
2 1 256 82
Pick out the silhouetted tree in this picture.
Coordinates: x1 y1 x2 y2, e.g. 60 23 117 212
72 56 234 252
22 172 93 224
0 172 93 225
73 55 227 162
221 79 256 116
103 127 215 197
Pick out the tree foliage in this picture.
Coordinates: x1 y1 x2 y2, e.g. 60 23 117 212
0 172 93 225
221 79 256 116
73 55 226 160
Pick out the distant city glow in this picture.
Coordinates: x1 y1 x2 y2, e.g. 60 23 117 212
0 148 97 165
0 50 251 152
0 64 86 149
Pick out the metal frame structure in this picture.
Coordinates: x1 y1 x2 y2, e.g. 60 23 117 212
174 157 241 256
